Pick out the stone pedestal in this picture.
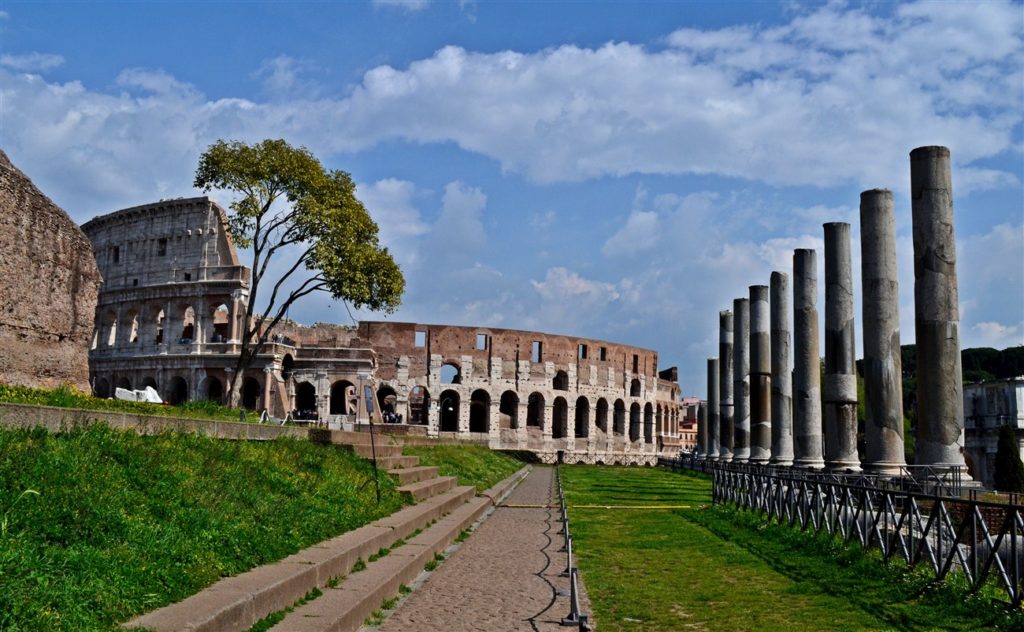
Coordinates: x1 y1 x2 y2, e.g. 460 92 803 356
823 222 861 472
911 146 970 477
718 310 734 462
732 298 751 463
860 189 906 475
749 285 771 464
770 271 794 466
793 249 825 469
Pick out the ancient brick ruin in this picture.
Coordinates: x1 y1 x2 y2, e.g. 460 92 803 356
83 197 683 464
0 151 100 390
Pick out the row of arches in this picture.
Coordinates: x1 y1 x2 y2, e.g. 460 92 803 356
92 374 264 410
92 300 236 350
437 362 645 398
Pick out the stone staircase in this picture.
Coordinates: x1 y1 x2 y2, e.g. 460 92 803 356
123 430 528 632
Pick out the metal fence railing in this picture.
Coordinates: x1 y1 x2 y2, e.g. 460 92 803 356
554 464 591 630
659 456 1024 606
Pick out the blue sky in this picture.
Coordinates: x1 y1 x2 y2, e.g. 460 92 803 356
1 0 1022 397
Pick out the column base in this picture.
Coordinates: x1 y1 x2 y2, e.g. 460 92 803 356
826 460 862 473
863 461 906 476
770 457 794 467
793 458 825 469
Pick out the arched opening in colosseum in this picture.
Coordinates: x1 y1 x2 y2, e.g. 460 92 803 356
440 362 461 385
439 389 460 432
377 385 397 416
296 381 316 414
409 386 430 425
204 377 223 402
242 377 262 410
596 398 609 434
499 391 519 429
629 378 641 398
181 306 196 342
469 389 490 433
330 381 356 415
142 376 157 390
552 370 569 391
527 392 545 428
629 402 641 442
168 376 189 405
212 304 230 341
127 310 139 344
155 309 165 344
574 397 590 438
94 377 110 398
281 354 294 381
116 376 131 391
656 405 663 434
105 310 118 347
613 399 626 435
552 397 568 439
643 403 654 443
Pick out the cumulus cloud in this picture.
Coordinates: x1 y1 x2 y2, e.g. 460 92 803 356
357 178 429 267
0 52 64 71
253 55 321 99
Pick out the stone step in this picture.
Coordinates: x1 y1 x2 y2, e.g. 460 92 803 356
349 443 405 459
397 476 456 502
267 493 495 632
374 455 420 470
387 465 439 486
121 484 476 632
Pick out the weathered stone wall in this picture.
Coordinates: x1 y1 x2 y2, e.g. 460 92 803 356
0 151 100 390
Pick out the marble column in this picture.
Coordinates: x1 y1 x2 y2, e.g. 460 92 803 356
749 285 772 464
697 402 707 459
823 222 861 472
910 146 970 475
707 357 719 460
732 298 751 463
793 249 825 469
860 188 906 475
771 271 794 466
718 310 734 462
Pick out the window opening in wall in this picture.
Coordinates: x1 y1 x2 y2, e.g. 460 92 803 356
578 344 588 360
212 304 230 342
133 279 138 287
155 309 165 344
632 354 639 373
181 306 195 343
184 272 191 281
158 238 167 256
600 346 607 361
112 246 120 264
128 312 139 343
441 362 461 385
414 330 426 347
531 340 542 363
476 333 488 350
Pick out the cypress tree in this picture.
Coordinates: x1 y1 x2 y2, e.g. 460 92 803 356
993 424 1024 493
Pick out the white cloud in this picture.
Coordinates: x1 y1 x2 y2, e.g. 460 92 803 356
372 0 430 12
357 178 429 267
0 52 64 72
253 55 320 99
971 321 1024 349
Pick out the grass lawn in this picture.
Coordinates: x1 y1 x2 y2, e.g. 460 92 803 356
561 465 1024 632
402 444 524 491
0 383 242 422
0 424 407 632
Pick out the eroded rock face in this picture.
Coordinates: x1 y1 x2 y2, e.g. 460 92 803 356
0 150 101 390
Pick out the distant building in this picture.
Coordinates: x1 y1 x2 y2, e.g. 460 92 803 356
964 377 1024 488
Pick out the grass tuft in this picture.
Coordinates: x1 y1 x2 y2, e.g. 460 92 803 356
402 444 521 490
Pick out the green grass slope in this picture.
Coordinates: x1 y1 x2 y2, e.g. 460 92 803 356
562 465 1023 632
0 424 407 632
402 444 523 491
0 383 241 422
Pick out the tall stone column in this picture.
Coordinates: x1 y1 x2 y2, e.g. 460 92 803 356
706 358 719 461
770 271 794 466
860 189 907 475
793 249 825 468
911 146 970 475
749 285 771 464
697 402 707 459
823 223 861 472
719 310 734 462
732 298 751 463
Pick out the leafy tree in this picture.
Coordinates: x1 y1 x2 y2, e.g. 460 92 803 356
195 139 404 407
996 346 1024 379
993 424 1024 493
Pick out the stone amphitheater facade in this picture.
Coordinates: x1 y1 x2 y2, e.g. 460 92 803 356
82 197 683 465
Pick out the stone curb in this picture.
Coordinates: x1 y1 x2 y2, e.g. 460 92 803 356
267 465 531 632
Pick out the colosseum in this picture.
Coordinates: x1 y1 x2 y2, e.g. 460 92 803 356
82 197 683 464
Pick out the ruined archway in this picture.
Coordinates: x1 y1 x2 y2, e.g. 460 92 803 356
470 389 490 433
629 402 641 442
552 397 568 439
94 377 110 398
168 376 189 406
644 402 654 444
575 396 590 438
441 362 461 385
377 384 397 416
553 370 569 391
296 381 316 413
439 389 460 432
596 398 609 434
630 378 641 398
116 376 131 391
242 377 262 410
330 380 356 415
409 386 430 425
527 392 545 428
205 377 223 402
613 399 626 435
499 390 519 429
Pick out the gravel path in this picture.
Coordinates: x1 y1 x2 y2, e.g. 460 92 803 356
375 466 592 631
